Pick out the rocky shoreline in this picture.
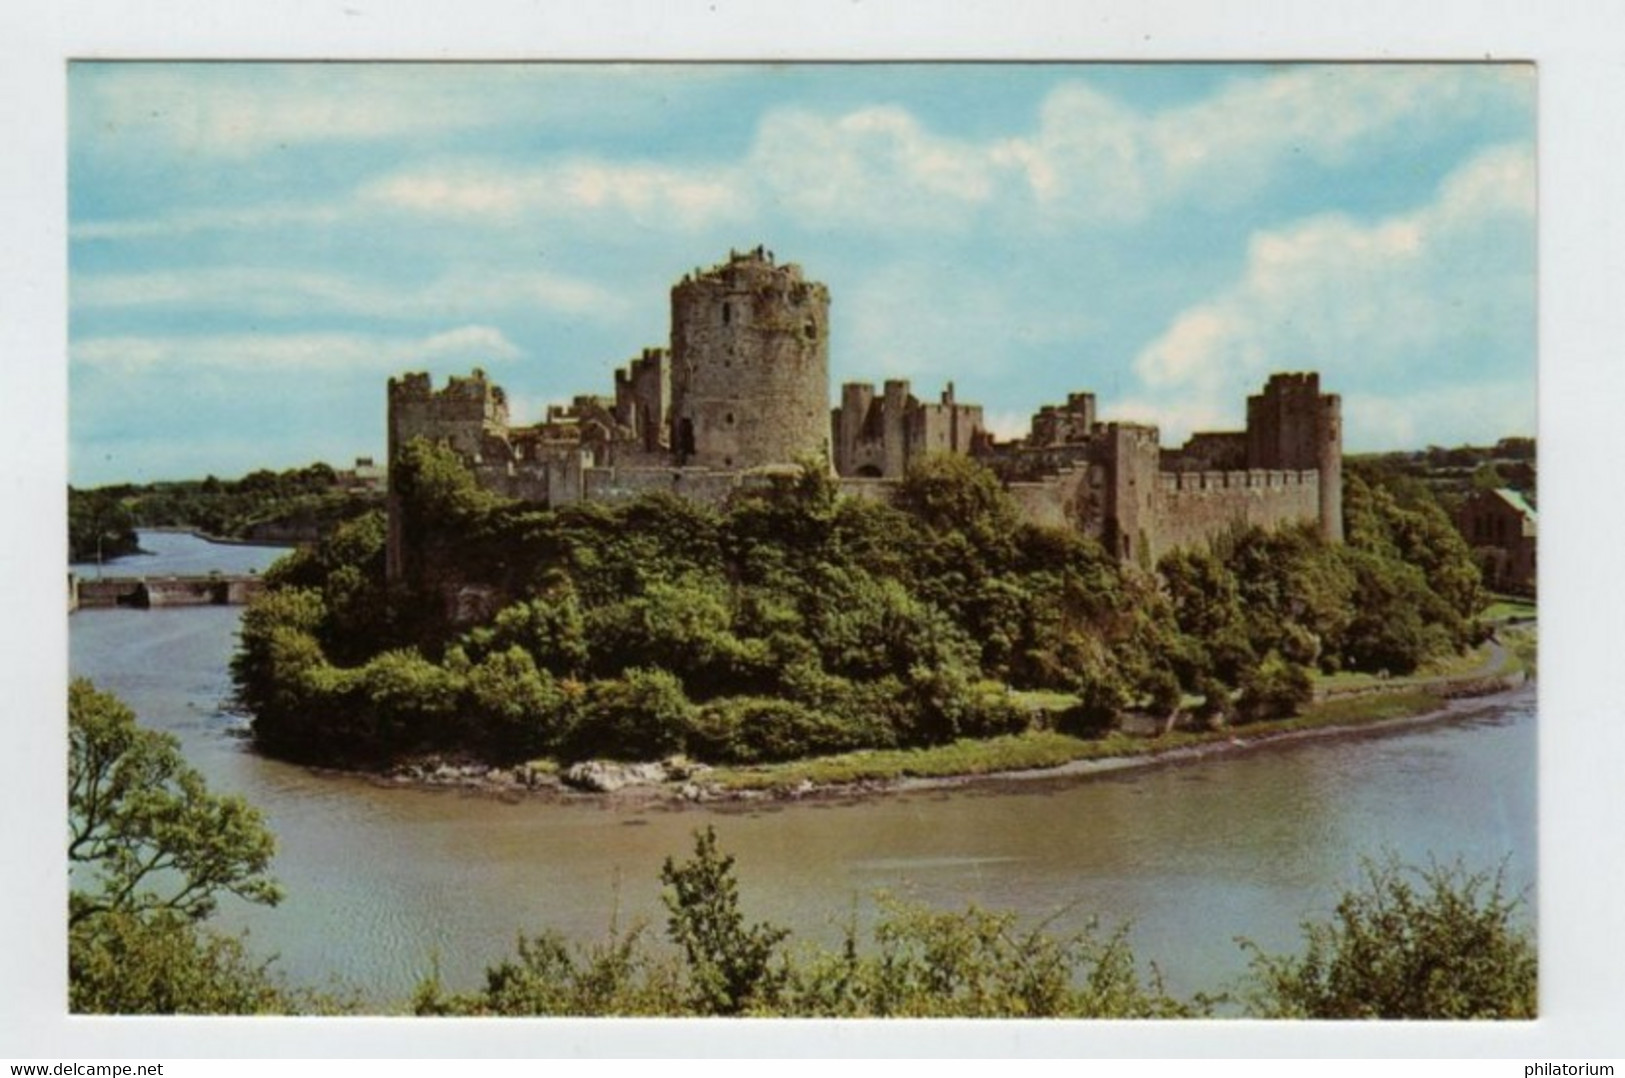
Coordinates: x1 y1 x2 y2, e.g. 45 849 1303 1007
353 673 1531 808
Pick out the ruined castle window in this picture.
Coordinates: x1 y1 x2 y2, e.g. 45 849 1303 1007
725 412 735 426
722 302 732 325
804 318 817 339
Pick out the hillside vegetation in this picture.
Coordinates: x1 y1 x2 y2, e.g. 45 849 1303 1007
69 463 383 560
233 442 1487 769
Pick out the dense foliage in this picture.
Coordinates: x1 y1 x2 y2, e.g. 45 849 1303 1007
1347 439 1536 509
415 828 1533 1020
414 825 1199 1018
68 486 140 563
68 463 382 553
68 679 311 1013
1242 857 1537 1019
235 442 1485 767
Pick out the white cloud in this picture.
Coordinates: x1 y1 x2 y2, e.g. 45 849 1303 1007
1098 394 1245 446
1344 382 1536 450
1001 65 1532 223
72 266 626 321
71 66 1532 250
72 325 523 375
71 203 345 242
749 106 998 229
993 83 1155 221
415 326 521 362
73 64 748 160
359 159 747 230
1129 143 1536 448
75 66 529 158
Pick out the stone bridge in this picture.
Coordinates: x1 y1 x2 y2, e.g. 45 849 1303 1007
69 572 266 612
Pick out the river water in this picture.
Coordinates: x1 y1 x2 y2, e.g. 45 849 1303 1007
68 533 1537 1010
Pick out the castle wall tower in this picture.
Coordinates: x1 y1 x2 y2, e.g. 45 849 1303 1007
613 347 671 455
833 382 875 475
1094 422 1163 565
1246 372 1343 543
881 380 909 478
669 247 831 470
385 368 512 580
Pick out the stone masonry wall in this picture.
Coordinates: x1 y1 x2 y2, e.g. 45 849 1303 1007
386 250 1343 581
1148 470 1320 564
670 248 830 470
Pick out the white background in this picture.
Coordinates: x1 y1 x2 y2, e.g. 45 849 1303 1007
4 0 1623 1060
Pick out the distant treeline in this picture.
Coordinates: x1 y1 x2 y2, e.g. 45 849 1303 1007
68 463 384 562
1348 436 1536 508
234 441 1487 769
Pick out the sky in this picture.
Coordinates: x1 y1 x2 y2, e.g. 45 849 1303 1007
67 62 1537 487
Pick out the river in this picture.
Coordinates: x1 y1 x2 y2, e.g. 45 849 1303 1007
67 532 1537 1010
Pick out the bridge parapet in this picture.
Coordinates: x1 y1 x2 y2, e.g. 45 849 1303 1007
70 574 266 610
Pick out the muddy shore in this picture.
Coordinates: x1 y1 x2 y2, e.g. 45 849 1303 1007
331 672 1531 809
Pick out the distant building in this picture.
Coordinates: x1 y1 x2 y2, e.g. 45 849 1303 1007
336 456 386 494
1455 488 1537 595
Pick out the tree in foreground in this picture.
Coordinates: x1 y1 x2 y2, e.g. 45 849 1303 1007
659 825 791 1014
1242 856 1537 1019
68 679 316 1013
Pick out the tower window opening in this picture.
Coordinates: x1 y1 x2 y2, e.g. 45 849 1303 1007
722 302 732 325
725 412 735 425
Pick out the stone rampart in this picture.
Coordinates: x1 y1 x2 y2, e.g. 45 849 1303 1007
1148 469 1320 563
581 466 746 507
1006 465 1091 531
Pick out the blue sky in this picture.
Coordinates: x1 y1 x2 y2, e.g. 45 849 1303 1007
67 62 1536 487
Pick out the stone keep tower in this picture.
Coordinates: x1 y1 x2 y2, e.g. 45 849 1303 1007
1246 372 1343 543
385 368 511 581
669 247 831 470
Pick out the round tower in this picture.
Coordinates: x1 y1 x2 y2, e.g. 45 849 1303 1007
669 247 831 470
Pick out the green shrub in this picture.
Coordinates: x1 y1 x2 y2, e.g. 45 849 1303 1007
687 696 875 764
566 668 696 761
1242 857 1536 1018
1236 652 1313 723
464 645 571 759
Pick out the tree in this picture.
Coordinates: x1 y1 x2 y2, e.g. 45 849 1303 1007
1235 652 1313 723
68 680 305 1013
660 826 790 1014
68 486 140 563
69 679 282 927
1242 857 1536 1019
70 910 292 1015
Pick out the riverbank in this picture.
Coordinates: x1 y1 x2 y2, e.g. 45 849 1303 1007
693 625 1534 799
140 524 303 549
350 653 1531 806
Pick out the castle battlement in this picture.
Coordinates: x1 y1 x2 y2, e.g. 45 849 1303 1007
386 248 1342 579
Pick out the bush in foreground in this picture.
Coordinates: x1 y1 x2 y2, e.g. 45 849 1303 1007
1241 857 1536 1019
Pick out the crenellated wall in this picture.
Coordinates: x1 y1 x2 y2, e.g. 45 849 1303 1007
832 378 985 478
1148 469 1321 564
384 249 1343 581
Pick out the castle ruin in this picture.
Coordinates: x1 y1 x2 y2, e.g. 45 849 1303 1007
387 247 1342 577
